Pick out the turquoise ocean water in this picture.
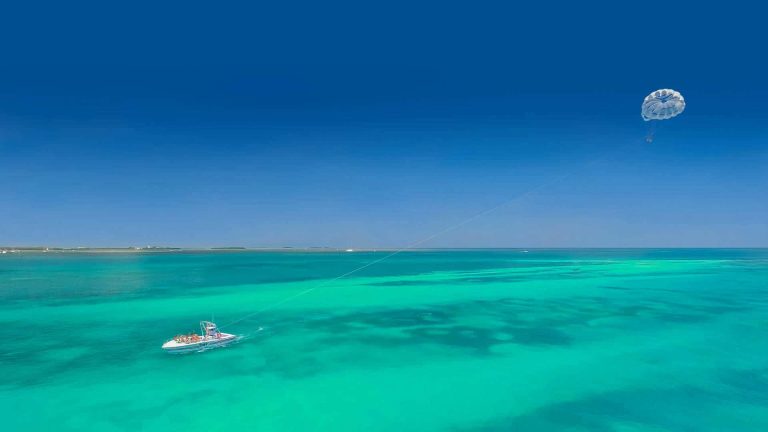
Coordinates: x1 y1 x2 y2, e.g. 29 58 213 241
1 249 767 431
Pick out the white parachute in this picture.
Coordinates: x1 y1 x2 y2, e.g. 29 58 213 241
642 89 685 142
642 89 685 121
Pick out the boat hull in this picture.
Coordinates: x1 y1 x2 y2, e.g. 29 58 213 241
161 333 237 352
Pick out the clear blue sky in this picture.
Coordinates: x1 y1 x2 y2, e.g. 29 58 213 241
1 1 766 247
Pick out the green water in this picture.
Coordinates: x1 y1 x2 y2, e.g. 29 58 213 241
2 249 767 431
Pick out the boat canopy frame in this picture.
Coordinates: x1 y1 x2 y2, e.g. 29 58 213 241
200 321 220 337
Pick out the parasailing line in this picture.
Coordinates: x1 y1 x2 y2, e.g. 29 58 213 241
219 149 622 330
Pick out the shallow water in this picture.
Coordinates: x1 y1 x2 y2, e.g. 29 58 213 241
1 249 767 431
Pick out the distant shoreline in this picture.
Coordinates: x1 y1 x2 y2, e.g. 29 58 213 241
0 247 360 254
0 246 411 255
1 246 766 255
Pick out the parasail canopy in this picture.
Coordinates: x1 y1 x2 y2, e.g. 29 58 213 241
642 89 685 121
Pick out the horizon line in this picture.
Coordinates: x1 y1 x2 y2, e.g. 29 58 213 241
2 246 767 252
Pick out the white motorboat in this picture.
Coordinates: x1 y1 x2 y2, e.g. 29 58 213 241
162 321 236 353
